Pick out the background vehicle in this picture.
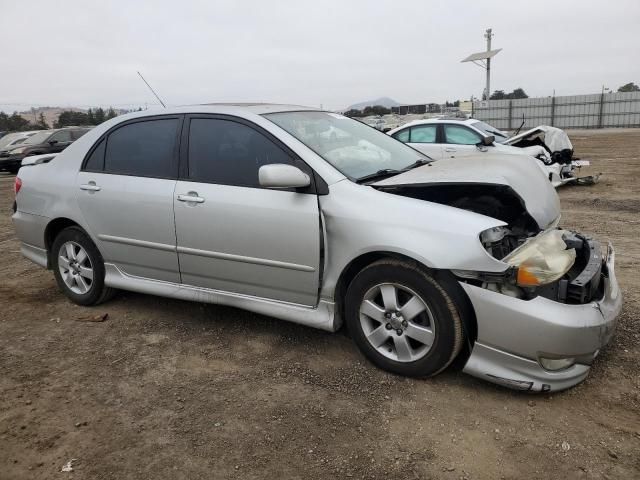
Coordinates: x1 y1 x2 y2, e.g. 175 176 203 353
387 118 583 187
12 105 621 392
0 131 41 152
0 127 90 173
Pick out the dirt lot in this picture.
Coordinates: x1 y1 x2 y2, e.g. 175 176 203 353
1 129 639 480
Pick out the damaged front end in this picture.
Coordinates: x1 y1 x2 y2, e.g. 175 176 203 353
372 159 621 391
457 228 606 307
506 125 600 186
457 221 620 392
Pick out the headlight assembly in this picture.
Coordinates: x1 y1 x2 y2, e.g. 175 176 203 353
504 229 576 287
9 147 26 154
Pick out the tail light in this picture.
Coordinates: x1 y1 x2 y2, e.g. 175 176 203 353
14 176 22 195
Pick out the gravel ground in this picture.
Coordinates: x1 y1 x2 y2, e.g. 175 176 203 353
1 129 638 479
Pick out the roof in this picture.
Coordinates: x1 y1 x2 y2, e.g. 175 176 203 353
387 117 477 132
196 103 318 114
108 103 321 124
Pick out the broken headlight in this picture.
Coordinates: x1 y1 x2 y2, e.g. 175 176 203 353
504 230 576 287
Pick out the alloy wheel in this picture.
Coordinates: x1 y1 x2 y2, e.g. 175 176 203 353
58 241 94 295
359 283 435 362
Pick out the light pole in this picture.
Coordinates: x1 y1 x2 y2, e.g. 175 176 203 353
461 29 501 100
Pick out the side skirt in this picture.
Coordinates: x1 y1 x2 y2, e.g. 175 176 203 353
104 264 338 332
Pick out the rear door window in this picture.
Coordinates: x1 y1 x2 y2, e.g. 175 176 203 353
392 129 410 142
409 124 437 143
50 130 73 143
71 129 90 140
103 118 179 178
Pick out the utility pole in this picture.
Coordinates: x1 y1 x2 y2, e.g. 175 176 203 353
461 29 501 101
484 28 493 100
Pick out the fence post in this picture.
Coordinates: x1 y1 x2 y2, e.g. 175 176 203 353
598 93 605 129
550 96 555 127
508 100 513 130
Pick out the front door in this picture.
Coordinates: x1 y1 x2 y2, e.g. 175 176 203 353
76 116 182 282
173 115 321 306
47 129 74 153
442 124 484 159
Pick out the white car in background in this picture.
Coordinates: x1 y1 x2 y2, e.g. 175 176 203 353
387 119 588 188
0 131 41 152
364 117 387 131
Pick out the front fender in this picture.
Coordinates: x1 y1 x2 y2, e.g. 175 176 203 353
319 180 509 300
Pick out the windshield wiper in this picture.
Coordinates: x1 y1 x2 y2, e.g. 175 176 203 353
356 168 403 184
356 159 430 184
401 158 430 171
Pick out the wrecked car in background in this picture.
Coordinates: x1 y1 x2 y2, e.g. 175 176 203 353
12 105 621 392
388 118 597 188
503 124 599 186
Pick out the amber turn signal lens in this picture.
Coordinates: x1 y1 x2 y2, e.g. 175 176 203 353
516 267 541 287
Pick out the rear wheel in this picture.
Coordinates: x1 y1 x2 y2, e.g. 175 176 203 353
51 226 114 306
345 259 464 377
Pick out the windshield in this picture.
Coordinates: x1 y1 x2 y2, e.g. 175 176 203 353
265 111 427 180
470 120 509 143
23 131 52 145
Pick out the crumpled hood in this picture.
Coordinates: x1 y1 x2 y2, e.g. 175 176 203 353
372 153 561 229
505 125 573 153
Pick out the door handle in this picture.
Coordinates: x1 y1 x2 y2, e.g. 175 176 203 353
80 183 101 192
444 147 457 152
177 193 205 204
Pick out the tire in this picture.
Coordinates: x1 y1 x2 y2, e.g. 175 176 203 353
345 259 464 377
51 226 115 306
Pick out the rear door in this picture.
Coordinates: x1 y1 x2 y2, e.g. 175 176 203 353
173 115 321 306
442 124 484 158
76 116 182 282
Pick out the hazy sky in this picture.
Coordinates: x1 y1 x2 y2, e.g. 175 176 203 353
1 0 639 112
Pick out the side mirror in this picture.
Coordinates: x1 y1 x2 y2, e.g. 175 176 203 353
480 135 495 146
48 140 59 145
259 164 311 189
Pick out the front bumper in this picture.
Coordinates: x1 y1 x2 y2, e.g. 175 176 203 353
0 154 23 171
461 245 622 392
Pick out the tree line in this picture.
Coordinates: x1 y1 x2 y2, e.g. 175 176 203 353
487 82 639 101
54 107 121 128
0 112 48 132
1 106 145 133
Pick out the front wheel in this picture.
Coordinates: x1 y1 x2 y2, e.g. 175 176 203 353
51 226 114 306
345 259 464 377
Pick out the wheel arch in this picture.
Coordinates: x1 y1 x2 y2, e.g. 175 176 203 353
333 250 477 366
44 217 83 268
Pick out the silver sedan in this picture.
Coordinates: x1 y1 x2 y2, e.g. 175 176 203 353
12 104 622 391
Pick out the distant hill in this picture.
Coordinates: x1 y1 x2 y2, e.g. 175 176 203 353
348 97 400 111
17 107 85 129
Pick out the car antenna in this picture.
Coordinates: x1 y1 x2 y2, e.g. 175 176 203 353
137 71 166 108
513 113 525 136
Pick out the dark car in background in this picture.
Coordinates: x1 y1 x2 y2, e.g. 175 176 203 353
0 127 91 173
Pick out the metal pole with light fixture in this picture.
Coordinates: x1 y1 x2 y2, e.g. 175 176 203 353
461 28 502 100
